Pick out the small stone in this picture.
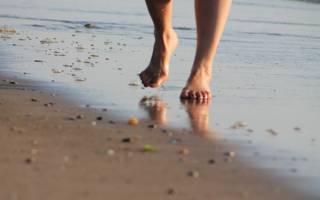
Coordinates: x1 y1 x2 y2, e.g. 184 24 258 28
148 124 158 129
31 98 38 102
65 116 75 121
122 138 131 143
102 108 108 112
167 188 175 195
107 149 115 156
230 121 247 129
91 121 97 126
224 151 236 158
128 117 139 126
293 127 301 131
179 148 190 155
75 77 87 82
128 81 139 86
44 102 54 107
109 120 115 124
208 159 216 164
266 128 278 135
96 116 103 121
246 129 253 133
84 23 97 28
9 81 18 85
76 114 84 119
187 170 200 178
25 158 33 164
169 138 179 145
143 144 156 152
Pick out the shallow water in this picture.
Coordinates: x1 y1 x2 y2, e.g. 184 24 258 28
1 0 320 196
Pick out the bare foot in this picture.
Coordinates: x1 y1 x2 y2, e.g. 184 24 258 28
139 30 178 88
180 64 212 100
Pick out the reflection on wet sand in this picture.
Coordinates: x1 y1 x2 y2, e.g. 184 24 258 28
140 96 213 137
139 96 167 124
180 99 212 137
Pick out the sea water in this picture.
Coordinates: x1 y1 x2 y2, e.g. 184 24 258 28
1 0 320 196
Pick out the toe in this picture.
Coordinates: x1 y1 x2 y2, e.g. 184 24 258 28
180 89 190 99
202 91 209 100
139 72 148 87
190 91 197 99
196 91 203 100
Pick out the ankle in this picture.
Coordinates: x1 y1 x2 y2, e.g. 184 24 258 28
191 62 212 77
155 29 176 41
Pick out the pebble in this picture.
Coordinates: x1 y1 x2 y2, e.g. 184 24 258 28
230 121 247 129
128 81 139 86
179 148 190 155
44 102 54 107
224 151 236 158
148 124 158 129
208 159 216 164
122 138 131 143
107 149 115 156
31 98 38 102
84 23 97 28
266 128 278 135
96 116 103 121
76 114 84 119
9 81 18 85
187 170 200 178
34 59 43 62
128 117 139 126
91 121 97 126
143 144 156 152
169 138 181 145
52 69 64 73
24 158 33 164
246 129 253 133
75 77 87 82
293 127 301 131
166 188 175 195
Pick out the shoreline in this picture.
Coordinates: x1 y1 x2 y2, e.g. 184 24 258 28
0 73 317 200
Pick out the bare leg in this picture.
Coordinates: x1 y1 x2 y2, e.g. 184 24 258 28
180 0 232 100
139 0 178 88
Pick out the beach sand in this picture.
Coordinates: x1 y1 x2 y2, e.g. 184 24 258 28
1 0 320 198
0 75 317 200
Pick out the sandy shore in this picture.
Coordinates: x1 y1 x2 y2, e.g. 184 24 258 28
0 75 317 200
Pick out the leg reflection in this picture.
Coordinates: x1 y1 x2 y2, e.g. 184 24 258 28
140 96 213 137
139 96 167 125
180 98 212 137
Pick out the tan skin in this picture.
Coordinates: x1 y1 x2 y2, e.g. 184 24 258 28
139 0 232 100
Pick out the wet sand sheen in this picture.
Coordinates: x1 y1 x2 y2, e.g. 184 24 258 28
0 75 318 200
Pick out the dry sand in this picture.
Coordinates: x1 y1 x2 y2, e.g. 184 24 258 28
0 75 317 200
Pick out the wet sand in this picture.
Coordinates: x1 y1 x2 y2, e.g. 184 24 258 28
1 0 320 198
0 74 318 200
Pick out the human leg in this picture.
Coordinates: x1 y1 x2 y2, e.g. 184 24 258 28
139 0 178 88
180 0 232 100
